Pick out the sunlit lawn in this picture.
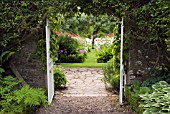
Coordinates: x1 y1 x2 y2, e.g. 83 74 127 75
61 49 105 68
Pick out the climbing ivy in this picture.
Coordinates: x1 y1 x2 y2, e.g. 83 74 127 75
124 0 170 72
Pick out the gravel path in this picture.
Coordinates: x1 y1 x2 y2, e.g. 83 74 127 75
36 68 134 114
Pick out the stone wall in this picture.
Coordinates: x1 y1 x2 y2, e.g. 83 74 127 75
10 36 46 88
127 39 159 83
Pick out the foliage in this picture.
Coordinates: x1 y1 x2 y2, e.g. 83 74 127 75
55 35 86 63
0 76 22 94
0 0 67 69
132 0 170 42
125 84 145 114
0 67 5 75
110 74 120 90
36 37 47 67
130 80 152 98
59 53 86 63
102 58 120 90
60 0 130 17
54 65 67 89
101 36 121 90
57 35 80 53
125 80 152 114
96 37 120 64
1 1 170 113
0 51 15 65
125 0 170 71
112 37 121 74
0 1 43 51
0 73 47 114
125 76 170 114
142 75 170 87
139 81 170 114
97 44 113 63
102 59 114 82
1 0 169 66
52 13 118 38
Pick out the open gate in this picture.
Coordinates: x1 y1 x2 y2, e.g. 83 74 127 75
119 17 126 105
46 19 54 104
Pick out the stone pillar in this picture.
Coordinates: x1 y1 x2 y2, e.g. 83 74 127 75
10 36 46 88
127 39 159 83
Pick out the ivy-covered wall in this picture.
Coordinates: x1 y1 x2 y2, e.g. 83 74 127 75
10 36 46 88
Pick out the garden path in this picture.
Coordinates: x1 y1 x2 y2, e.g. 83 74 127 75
36 68 134 114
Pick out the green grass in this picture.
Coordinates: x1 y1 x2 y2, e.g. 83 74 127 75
84 49 98 63
61 63 104 68
61 49 105 68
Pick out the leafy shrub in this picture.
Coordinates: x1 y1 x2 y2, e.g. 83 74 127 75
101 38 120 90
0 75 47 114
97 44 113 63
56 35 86 63
110 74 120 90
58 52 86 63
57 35 80 53
97 37 121 64
77 53 86 62
102 59 120 90
102 59 114 82
54 65 67 89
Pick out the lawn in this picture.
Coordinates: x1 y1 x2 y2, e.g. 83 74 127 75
61 49 105 68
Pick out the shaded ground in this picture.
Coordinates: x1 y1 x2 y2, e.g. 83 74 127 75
36 68 134 114
36 95 133 114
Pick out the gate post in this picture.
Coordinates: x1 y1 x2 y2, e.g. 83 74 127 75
119 17 124 105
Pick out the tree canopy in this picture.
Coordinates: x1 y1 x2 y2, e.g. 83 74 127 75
51 13 118 37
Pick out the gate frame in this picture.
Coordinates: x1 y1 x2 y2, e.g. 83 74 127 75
119 17 126 105
46 19 54 104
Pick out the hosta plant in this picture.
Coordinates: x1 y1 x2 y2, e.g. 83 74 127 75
139 81 170 114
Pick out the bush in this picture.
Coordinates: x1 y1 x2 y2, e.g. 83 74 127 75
102 59 114 83
54 65 67 89
110 74 120 90
102 59 120 90
97 44 113 63
101 38 120 91
0 74 47 114
58 52 86 63
56 35 86 63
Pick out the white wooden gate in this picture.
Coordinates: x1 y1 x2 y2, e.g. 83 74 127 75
119 17 126 105
46 19 54 104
